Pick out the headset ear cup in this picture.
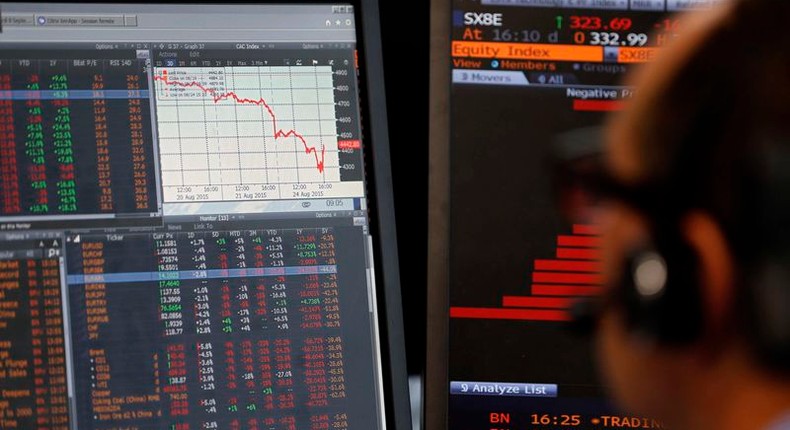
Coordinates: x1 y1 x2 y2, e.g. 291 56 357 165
618 237 704 345
619 247 667 339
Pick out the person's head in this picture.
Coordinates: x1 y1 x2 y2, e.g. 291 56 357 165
595 0 790 426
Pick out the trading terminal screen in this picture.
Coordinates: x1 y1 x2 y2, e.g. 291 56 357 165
448 0 722 429
0 3 389 430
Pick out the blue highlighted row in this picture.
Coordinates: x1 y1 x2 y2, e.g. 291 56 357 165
0 89 150 100
450 381 558 398
67 265 338 285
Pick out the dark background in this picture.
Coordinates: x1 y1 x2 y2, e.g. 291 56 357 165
448 85 604 394
378 0 431 376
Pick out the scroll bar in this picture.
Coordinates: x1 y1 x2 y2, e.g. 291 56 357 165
58 253 78 430
365 234 387 430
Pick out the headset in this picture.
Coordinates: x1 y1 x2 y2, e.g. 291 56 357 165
565 142 790 370
568 217 703 346
611 226 703 345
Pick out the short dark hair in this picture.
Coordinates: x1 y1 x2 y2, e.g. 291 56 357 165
613 0 790 264
609 0 790 368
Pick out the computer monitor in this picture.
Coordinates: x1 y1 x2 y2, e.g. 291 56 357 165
0 2 411 429
427 0 724 428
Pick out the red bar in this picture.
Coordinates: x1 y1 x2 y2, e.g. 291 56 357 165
532 272 602 285
532 284 604 297
557 248 601 260
338 139 361 149
557 235 601 248
534 259 601 272
502 296 574 309
450 307 570 322
573 224 600 235
573 99 624 112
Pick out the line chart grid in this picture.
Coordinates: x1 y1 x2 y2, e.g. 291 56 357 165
153 66 363 203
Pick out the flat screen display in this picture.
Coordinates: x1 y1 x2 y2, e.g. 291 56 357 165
0 3 402 429
446 1 722 428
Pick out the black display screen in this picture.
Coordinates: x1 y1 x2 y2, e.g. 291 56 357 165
446 1 713 428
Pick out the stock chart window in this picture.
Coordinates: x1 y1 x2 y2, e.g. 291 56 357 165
448 0 723 429
0 3 388 430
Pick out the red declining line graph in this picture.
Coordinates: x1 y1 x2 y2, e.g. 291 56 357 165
154 69 327 173
451 224 604 322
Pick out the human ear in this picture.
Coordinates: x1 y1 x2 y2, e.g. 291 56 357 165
681 211 735 339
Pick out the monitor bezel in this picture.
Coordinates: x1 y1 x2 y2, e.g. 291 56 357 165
426 0 452 428
352 0 414 428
